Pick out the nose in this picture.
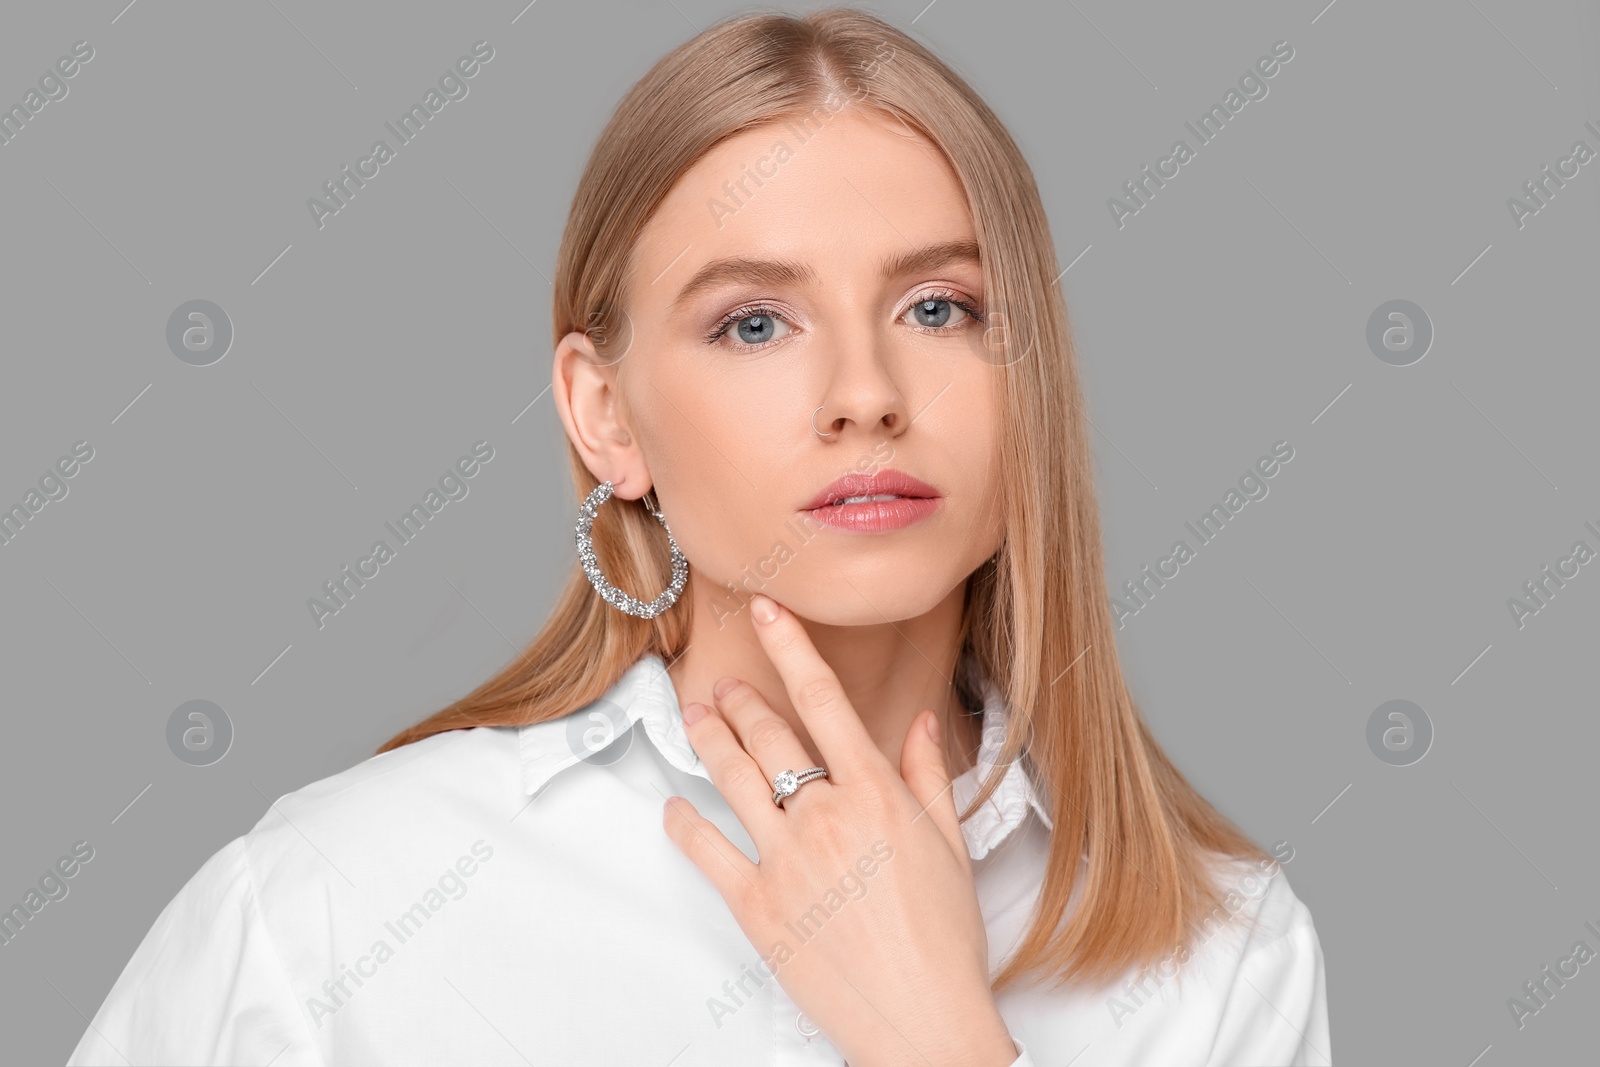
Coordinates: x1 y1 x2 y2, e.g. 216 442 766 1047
811 336 911 442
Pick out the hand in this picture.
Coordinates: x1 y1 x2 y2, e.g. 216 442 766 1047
661 593 1019 1067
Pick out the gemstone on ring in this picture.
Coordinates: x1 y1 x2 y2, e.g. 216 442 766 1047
771 767 827 806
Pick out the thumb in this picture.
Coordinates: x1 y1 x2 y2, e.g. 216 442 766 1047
900 709 968 864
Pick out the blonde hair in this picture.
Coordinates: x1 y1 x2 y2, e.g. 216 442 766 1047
379 6 1267 991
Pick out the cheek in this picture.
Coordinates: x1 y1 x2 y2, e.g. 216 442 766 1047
628 382 793 579
944 368 1002 464
954 374 1006 545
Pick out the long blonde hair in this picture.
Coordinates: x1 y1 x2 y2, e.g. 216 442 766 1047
379 6 1266 992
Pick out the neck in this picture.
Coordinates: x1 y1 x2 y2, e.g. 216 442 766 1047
666 574 983 777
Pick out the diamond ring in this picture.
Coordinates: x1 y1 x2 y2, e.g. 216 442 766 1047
772 767 828 807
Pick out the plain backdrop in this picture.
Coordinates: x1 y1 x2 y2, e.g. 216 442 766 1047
2 1 1598 1063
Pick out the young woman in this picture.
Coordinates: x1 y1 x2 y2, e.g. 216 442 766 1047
69 9 1328 1066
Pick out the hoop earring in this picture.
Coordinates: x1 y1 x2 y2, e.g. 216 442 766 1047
811 405 834 437
575 481 689 618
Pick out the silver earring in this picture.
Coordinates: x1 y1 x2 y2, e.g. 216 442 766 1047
811 405 834 437
575 481 688 618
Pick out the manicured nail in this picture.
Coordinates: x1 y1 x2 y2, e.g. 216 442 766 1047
682 702 707 725
713 676 738 699
751 594 778 625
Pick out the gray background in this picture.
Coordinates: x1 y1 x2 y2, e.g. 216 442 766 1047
2 0 1597 1063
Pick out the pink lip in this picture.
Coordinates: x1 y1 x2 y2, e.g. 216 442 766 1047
800 468 941 532
804 496 940 532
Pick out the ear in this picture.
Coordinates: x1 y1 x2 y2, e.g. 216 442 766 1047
552 328 651 499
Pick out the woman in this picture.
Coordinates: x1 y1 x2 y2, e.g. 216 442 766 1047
68 8 1327 1066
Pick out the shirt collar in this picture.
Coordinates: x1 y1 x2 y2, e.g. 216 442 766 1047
518 652 1054 860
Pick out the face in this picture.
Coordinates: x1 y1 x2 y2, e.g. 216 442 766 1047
558 107 1005 627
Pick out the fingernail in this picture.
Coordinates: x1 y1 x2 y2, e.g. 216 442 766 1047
751 594 778 624
713 676 738 699
926 711 941 743
682 702 707 725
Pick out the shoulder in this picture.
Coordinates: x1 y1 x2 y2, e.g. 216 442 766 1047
237 725 521 894
254 722 518 823
68 724 548 1065
259 723 515 825
1195 848 1318 963
1187 849 1330 1065
98 724 523 934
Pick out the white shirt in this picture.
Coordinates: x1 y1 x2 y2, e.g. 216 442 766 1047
68 652 1330 1066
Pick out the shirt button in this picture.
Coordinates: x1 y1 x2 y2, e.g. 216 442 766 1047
796 1010 819 1039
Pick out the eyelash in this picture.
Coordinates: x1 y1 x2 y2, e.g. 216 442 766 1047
702 288 985 348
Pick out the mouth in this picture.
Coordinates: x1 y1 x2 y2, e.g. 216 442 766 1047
801 469 941 512
823 492 908 506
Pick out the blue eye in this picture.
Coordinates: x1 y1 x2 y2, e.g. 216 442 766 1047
702 290 983 349
902 291 982 331
704 305 793 348
911 299 953 328
733 312 778 344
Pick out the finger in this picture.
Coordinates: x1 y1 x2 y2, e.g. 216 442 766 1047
661 795 760 904
680 701 786 840
711 677 821 797
900 709 970 866
746 594 884 782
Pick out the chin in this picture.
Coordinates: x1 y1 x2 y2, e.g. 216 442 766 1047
768 564 962 626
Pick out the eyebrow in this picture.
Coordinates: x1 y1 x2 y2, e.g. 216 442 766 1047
666 238 983 313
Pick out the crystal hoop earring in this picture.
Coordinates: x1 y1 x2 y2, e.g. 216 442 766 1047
575 481 689 618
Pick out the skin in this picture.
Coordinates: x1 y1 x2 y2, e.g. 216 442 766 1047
552 108 1016 1066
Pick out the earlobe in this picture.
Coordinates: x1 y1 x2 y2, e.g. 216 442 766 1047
552 329 650 498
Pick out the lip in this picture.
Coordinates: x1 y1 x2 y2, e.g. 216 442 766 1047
804 496 940 532
802 468 941 511
801 468 942 532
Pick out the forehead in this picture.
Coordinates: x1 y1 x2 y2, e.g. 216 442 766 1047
630 108 974 294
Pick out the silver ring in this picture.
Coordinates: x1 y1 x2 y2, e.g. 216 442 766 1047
772 766 828 806
811 405 834 437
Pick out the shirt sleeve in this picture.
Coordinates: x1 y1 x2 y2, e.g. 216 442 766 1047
65 835 324 1067
1203 893 1331 1067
